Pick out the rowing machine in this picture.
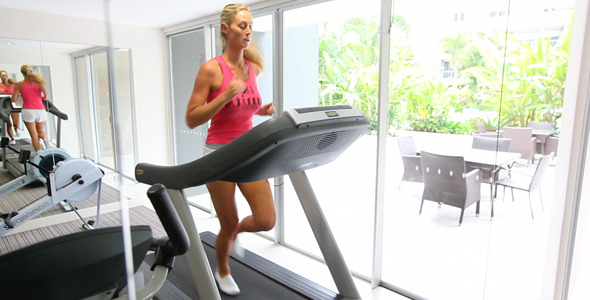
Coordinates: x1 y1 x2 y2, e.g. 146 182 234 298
0 137 71 199
0 157 104 236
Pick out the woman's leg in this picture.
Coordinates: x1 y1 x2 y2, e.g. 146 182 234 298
36 121 46 141
11 113 19 133
6 121 14 141
24 122 41 151
207 180 238 276
237 180 276 234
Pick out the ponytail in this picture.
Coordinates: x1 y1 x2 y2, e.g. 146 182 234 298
244 39 265 72
20 64 45 86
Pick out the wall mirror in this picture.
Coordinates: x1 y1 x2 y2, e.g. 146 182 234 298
0 37 94 148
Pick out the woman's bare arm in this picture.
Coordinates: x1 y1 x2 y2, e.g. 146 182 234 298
186 60 245 128
11 82 21 103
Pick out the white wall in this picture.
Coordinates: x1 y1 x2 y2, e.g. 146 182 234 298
0 8 170 166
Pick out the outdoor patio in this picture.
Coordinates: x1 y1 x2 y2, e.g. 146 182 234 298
372 132 555 299
276 132 558 299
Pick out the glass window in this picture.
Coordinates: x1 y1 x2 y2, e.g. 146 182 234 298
384 0 573 298
91 52 116 170
74 49 137 179
168 29 209 202
251 14 274 127
74 56 96 161
282 0 380 277
112 49 137 178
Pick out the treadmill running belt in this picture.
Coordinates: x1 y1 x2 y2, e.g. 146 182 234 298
144 231 342 300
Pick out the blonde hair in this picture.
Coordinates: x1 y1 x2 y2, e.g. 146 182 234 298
20 64 45 86
220 3 265 72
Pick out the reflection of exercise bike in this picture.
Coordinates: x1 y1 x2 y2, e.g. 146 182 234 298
0 149 104 236
0 183 190 300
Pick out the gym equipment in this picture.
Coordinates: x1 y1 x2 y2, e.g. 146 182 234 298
0 97 69 171
136 105 369 299
0 183 190 300
0 154 104 236
0 137 70 198
0 97 74 212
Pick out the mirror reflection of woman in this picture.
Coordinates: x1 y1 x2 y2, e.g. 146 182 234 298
0 70 19 144
11 65 50 152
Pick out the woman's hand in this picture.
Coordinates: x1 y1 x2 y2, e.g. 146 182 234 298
257 102 275 116
223 77 245 103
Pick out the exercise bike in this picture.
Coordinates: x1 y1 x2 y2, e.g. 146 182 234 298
0 149 104 236
0 183 190 300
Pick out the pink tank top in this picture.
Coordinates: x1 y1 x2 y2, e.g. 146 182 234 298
20 81 45 109
0 83 12 95
205 56 262 144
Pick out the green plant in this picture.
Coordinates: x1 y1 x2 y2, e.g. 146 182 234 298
317 12 571 135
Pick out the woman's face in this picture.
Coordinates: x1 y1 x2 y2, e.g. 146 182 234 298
224 10 253 50
0 72 7 82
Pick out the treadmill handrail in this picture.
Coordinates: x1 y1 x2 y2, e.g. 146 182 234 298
0 97 68 122
146 183 190 257
0 96 13 123
43 99 69 120
135 107 369 189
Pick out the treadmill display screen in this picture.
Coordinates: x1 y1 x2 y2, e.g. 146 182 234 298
325 111 339 117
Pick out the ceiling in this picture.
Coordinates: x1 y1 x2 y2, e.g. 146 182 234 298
0 0 268 29
0 0 272 54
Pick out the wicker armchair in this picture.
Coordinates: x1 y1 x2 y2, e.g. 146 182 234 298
419 151 481 225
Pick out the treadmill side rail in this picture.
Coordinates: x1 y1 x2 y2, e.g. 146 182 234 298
289 171 361 300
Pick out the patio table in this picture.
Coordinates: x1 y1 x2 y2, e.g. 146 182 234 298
531 129 557 154
421 148 521 218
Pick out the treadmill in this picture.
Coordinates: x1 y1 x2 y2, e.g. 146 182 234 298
136 105 369 300
0 96 69 176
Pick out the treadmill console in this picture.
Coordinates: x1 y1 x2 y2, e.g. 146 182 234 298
284 105 364 128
